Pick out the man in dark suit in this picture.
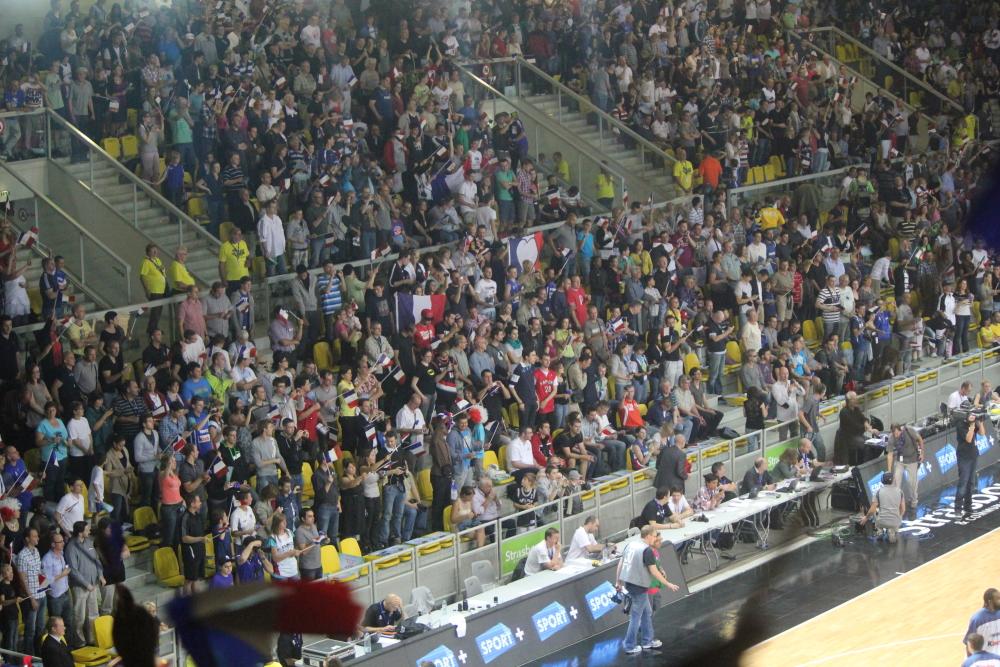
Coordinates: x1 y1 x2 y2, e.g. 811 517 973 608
739 457 776 495
39 616 74 667
653 434 689 493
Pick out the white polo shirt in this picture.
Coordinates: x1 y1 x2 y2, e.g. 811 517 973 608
567 526 597 560
524 539 554 575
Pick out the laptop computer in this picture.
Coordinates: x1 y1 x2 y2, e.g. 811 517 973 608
809 466 823 482
749 486 761 499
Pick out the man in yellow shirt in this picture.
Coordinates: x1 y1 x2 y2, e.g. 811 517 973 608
65 304 98 357
552 151 570 183
139 243 168 335
169 246 196 295
219 228 251 294
982 312 1000 347
672 147 694 194
758 200 785 231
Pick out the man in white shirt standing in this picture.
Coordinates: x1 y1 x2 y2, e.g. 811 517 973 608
474 266 498 320
524 527 564 575
457 170 479 225
257 201 286 277
395 393 426 458
56 479 86 536
507 426 538 482
567 515 605 560
771 366 804 440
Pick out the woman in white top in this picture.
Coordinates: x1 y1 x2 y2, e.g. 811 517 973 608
66 400 94 484
954 278 974 354
267 512 300 580
360 447 386 551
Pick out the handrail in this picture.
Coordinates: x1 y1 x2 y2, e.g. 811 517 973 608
453 62 631 195
465 56 679 175
799 26 964 116
0 163 131 305
44 109 221 252
784 29 926 124
512 57 680 171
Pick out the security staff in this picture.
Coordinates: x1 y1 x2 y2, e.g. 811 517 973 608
360 594 404 634
616 525 680 655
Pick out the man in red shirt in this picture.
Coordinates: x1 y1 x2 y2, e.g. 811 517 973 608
566 276 589 329
618 384 646 430
533 354 558 426
698 150 723 192
413 309 436 350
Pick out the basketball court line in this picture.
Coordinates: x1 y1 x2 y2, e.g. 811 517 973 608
744 525 1000 662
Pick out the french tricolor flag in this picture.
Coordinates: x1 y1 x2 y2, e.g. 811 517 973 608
609 317 627 334
323 447 339 463
209 456 228 478
171 436 187 453
373 353 391 370
364 425 377 443
507 231 544 275
17 227 38 248
394 293 446 331
342 391 359 410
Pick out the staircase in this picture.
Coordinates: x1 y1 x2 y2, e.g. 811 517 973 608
520 93 677 201
12 238 103 314
51 157 221 288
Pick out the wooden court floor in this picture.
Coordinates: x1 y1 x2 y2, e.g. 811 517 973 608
742 527 1000 667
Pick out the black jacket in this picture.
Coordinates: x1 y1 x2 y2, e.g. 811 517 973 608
40 635 74 667
653 445 688 492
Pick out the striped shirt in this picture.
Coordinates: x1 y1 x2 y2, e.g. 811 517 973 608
818 287 841 324
316 275 343 315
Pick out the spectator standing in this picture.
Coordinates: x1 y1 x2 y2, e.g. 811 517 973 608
65 521 103 647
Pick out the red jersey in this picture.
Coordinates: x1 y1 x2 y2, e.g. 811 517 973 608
413 322 435 349
566 286 588 326
619 398 645 429
297 398 321 441
534 367 557 414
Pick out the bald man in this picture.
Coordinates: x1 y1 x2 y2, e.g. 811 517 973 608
361 594 404 633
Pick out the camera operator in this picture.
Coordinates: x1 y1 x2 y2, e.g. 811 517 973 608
957 412 984 518
236 535 273 584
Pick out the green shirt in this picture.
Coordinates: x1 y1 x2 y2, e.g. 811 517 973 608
170 110 193 144
495 169 515 201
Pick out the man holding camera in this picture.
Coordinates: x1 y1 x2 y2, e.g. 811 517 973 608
957 412 984 518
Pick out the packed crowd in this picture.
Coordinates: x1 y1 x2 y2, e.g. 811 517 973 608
0 0 995 660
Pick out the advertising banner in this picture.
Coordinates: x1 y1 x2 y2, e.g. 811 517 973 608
356 547 688 667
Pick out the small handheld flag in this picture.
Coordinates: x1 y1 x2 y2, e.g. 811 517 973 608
323 447 339 463
209 456 228 478
17 227 38 248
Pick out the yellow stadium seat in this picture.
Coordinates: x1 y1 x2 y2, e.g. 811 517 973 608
802 319 820 350
836 45 847 61
188 196 206 219
443 505 455 532
127 109 138 131
607 378 616 401
301 461 314 501
752 166 765 184
744 169 755 186
71 615 114 665
121 134 138 160
725 340 742 371
482 450 499 471
313 341 334 371
763 164 776 182
321 544 341 575
340 537 363 558
884 75 893 90
683 351 702 375
28 288 41 316
252 256 267 280
101 137 121 159
417 468 433 503
204 538 216 577
129 506 158 549
507 404 520 429
769 155 786 178
152 547 185 587
498 444 509 470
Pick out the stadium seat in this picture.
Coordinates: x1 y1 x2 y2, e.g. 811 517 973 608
482 450 500 472
497 444 509 469
188 196 206 219
752 166 765 185
120 134 138 160
340 537 363 558
129 506 158 549
417 468 433 503
313 342 334 371
443 506 455 532
301 461 314 501
683 351 703 375
152 547 185 587
802 319 820 350
205 538 216 576
607 379 616 401
101 137 121 159
464 575 484 597
763 163 776 182
71 615 114 665
471 560 497 590
321 544 341 575
724 341 742 374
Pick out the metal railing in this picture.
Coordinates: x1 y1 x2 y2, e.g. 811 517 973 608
784 29 932 150
454 62 629 208
44 109 221 256
494 58 677 178
798 26 964 117
0 163 133 305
